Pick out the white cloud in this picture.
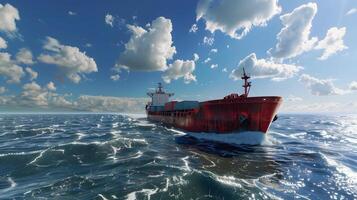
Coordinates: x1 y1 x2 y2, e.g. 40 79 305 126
110 74 120 81
203 36 214 46
204 57 211 63
193 53 199 62
115 17 176 72
38 37 98 83
299 74 346 96
196 0 281 39
315 27 347 60
0 52 25 83
210 48 218 54
16 48 34 65
210 64 218 69
72 95 148 113
189 23 198 33
0 86 6 94
68 11 76 16
349 81 357 90
47 81 56 91
269 3 318 59
0 90 148 113
105 14 114 27
0 3 20 33
0 37 7 49
286 95 303 102
25 67 38 80
84 43 92 48
162 59 196 84
18 82 49 106
346 8 357 16
230 53 301 81
222 68 227 72
281 101 357 113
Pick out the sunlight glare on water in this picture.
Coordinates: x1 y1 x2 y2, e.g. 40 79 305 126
0 114 356 199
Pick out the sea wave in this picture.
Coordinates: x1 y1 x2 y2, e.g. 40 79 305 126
0 113 356 199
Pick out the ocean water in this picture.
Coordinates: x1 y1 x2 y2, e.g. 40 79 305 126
0 114 356 200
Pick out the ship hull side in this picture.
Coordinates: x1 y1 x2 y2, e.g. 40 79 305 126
147 96 282 134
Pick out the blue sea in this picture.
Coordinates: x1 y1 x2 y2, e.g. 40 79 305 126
0 114 356 199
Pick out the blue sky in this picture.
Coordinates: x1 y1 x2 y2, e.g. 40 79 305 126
0 0 357 113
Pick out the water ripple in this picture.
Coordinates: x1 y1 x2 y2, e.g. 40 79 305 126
0 114 356 199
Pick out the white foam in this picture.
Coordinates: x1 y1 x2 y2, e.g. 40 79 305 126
76 132 86 140
125 188 158 200
112 122 119 128
122 113 146 119
181 156 191 171
213 175 242 188
321 153 357 184
185 131 269 145
28 149 46 165
98 194 109 200
0 177 17 193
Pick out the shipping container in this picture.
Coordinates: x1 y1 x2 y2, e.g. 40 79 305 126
174 101 199 110
164 101 177 111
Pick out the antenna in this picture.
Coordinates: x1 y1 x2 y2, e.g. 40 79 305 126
241 67 251 97
158 82 163 93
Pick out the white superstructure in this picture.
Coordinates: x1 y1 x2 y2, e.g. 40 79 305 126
147 83 174 106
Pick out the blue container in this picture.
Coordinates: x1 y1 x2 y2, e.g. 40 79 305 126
174 101 199 110
150 106 165 112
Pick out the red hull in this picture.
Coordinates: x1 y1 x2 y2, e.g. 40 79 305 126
147 96 282 133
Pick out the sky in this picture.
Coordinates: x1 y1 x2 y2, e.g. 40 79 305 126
0 0 357 113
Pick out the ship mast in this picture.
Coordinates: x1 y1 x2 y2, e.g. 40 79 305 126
241 68 251 97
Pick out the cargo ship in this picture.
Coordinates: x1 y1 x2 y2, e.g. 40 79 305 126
145 69 282 143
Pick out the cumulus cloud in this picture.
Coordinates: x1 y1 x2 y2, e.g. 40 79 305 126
346 8 357 16
115 17 176 73
286 95 303 102
281 101 357 113
222 68 228 72
38 37 98 83
210 48 218 54
105 14 114 27
230 53 301 81
315 27 347 60
269 3 318 59
0 3 20 33
68 11 76 16
0 37 7 49
25 67 38 80
0 80 148 113
204 57 211 63
189 23 198 33
162 59 196 84
46 81 56 91
203 36 214 46
110 74 120 81
0 52 25 83
299 74 346 96
72 95 148 113
18 82 49 106
0 86 6 94
84 43 92 48
349 81 357 90
196 0 281 39
16 48 34 65
193 53 199 62
210 64 218 69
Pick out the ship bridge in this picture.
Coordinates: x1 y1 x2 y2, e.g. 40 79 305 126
147 83 174 106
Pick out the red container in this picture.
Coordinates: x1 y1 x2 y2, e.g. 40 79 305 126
164 101 177 111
